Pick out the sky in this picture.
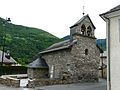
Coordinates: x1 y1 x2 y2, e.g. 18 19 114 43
0 0 120 39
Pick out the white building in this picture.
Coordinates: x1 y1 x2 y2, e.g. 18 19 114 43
100 5 120 90
100 51 107 67
0 50 17 66
99 51 107 79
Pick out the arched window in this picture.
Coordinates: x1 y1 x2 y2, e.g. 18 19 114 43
81 24 86 35
85 49 88 55
87 26 92 36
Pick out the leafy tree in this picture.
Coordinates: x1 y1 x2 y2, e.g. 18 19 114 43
0 17 61 65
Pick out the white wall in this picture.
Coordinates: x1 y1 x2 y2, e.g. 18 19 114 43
109 15 120 90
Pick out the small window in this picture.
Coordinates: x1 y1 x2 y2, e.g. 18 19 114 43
85 49 88 55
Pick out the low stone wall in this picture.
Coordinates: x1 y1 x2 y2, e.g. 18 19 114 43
28 68 48 79
0 76 20 87
28 78 73 88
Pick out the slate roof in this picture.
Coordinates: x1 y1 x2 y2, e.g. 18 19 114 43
110 5 120 12
0 50 17 64
100 5 120 15
40 39 77 54
28 57 49 68
70 14 96 29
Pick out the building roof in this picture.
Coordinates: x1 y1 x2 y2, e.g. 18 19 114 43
39 15 96 54
28 57 49 68
110 5 120 12
100 5 120 16
0 50 17 64
39 39 77 54
70 14 96 29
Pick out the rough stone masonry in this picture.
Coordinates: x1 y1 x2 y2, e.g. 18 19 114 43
28 15 101 84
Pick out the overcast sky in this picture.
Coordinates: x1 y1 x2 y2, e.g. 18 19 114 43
0 0 119 39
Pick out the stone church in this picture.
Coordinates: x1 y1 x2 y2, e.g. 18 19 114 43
28 14 101 82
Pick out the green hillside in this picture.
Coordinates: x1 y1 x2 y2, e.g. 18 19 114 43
0 17 61 65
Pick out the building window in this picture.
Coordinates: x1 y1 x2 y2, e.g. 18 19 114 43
81 24 86 35
85 49 88 55
87 26 92 36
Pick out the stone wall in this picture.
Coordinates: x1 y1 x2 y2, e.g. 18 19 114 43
0 76 20 87
28 78 73 88
28 68 49 79
42 35 100 83
30 14 101 85
43 35 100 82
42 49 72 79
71 35 100 82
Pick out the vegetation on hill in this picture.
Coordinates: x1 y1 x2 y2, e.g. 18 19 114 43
0 17 61 65
0 17 106 65
62 35 70 40
96 39 106 51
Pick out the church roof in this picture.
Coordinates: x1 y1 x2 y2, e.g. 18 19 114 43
39 15 95 54
70 14 96 29
0 50 17 64
39 39 77 54
28 57 48 68
100 5 120 15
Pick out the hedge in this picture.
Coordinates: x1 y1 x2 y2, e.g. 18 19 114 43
0 66 27 75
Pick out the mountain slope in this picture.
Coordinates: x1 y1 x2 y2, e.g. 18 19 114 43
96 39 106 51
0 17 61 65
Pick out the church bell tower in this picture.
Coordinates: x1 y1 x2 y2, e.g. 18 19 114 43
69 15 100 82
70 14 96 40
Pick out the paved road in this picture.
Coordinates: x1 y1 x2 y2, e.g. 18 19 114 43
0 79 106 90
0 86 34 90
35 79 107 90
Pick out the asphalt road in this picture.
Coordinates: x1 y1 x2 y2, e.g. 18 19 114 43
35 78 107 90
0 78 106 90
36 84 106 90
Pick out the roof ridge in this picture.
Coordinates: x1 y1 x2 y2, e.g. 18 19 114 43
110 5 120 11
39 39 77 54
70 14 96 29
100 4 120 16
